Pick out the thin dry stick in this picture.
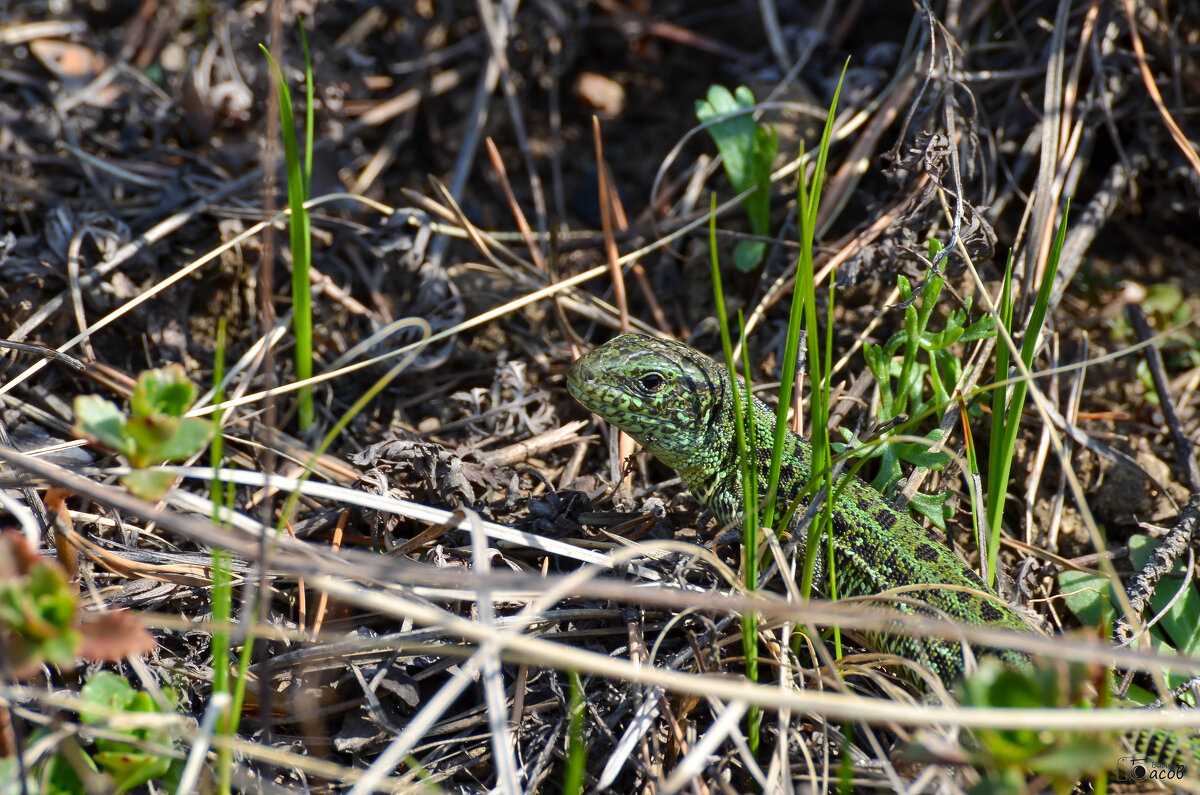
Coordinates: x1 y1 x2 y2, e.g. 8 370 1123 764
592 116 636 496
592 117 629 334
1121 0 1200 180
485 137 546 271
601 167 670 335
1112 306 1200 647
313 509 348 634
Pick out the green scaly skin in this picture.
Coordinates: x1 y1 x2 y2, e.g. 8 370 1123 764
567 333 1199 773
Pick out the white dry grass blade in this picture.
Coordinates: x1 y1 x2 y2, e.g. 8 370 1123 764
309 574 1200 732
596 689 663 791
658 699 749 795
174 691 230 795
467 507 522 794
161 466 663 580
0 488 41 548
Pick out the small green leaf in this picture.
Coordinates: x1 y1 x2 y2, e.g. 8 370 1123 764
923 325 964 351
898 430 952 469
81 671 136 721
734 240 766 272
93 750 171 794
130 365 197 418
149 417 213 462
39 629 83 668
120 470 175 501
1057 570 1112 626
73 395 132 457
695 85 757 193
908 490 952 532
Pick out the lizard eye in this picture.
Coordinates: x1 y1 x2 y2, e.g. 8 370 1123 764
638 373 665 393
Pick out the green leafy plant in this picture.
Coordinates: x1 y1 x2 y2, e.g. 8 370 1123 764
73 365 215 500
0 672 184 794
261 22 316 430
923 659 1124 794
696 85 779 272
1058 534 1200 698
0 531 81 677
0 531 160 792
78 671 183 792
0 531 154 681
839 253 994 529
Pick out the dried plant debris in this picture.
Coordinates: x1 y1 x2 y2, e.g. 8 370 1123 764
352 438 516 510
0 0 1198 791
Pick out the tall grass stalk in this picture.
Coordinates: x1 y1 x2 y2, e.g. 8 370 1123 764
985 203 1069 583
260 23 315 430
562 670 586 795
790 65 845 609
709 197 762 753
738 314 762 750
208 318 235 795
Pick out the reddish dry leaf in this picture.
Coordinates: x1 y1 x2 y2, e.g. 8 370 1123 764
29 39 121 105
0 529 40 578
29 39 108 81
44 488 80 583
77 610 156 662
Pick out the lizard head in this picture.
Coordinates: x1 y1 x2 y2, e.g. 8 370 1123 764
566 334 728 469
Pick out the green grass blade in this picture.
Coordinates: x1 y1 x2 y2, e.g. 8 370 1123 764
260 43 314 429
300 21 314 197
738 313 762 752
709 196 761 754
562 670 586 795
794 61 846 601
986 202 1070 582
764 58 847 538
986 250 1016 584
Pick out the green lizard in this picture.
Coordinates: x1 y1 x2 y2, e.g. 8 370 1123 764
567 333 1198 773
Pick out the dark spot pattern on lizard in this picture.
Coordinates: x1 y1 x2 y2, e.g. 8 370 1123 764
778 462 798 489
871 505 897 534
915 542 939 563
979 601 1005 623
